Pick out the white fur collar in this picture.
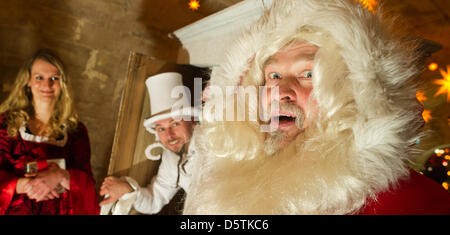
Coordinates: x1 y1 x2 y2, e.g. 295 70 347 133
19 125 68 147
184 0 423 215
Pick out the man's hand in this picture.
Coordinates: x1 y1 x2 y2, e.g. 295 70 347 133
99 176 134 206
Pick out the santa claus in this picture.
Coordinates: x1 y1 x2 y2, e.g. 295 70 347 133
183 0 450 214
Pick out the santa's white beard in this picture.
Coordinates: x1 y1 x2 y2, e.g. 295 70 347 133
183 0 421 215
264 102 305 155
183 117 391 215
263 130 283 155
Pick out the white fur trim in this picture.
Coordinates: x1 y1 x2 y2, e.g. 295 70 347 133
19 125 68 147
184 0 423 215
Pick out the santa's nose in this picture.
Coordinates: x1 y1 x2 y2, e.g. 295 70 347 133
278 78 297 103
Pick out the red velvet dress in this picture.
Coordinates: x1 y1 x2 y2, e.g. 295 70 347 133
0 115 99 215
359 169 450 215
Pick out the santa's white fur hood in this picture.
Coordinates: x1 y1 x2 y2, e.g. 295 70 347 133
184 0 424 214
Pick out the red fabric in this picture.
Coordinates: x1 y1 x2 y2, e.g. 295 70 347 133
0 115 99 215
0 171 18 214
359 169 450 215
36 159 48 171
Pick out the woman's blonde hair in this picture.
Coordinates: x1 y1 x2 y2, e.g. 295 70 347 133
0 49 78 137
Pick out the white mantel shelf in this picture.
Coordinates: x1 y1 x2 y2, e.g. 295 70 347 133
173 0 273 67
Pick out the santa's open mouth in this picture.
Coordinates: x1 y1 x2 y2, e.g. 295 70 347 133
271 112 297 128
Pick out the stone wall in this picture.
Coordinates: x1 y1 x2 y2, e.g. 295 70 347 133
0 0 212 189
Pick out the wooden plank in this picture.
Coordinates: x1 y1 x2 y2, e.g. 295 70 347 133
129 89 161 186
108 52 146 176
107 52 178 177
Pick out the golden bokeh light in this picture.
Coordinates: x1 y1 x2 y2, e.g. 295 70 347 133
416 90 427 104
429 62 439 71
189 0 200 11
433 65 450 102
422 110 432 123
357 0 378 12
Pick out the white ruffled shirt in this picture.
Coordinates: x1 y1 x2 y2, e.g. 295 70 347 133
102 142 195 215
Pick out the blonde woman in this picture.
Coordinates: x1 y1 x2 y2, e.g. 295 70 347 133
0 49 99 215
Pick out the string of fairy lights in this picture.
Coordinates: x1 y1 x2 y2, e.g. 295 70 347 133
187 0 379 12
419 62 450 191
422 147 450 191
419 64 450 123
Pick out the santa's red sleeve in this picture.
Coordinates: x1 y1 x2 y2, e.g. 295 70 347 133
64 123 100 215
360 169 450 215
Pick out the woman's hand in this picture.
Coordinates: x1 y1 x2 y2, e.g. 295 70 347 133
16 177 32 194
23 166 70 202
99 176 134 206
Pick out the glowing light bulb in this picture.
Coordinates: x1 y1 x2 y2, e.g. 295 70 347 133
433 65 450 102
442 182 449 190
416 91 427 104
357 0 378 12
422 110 432 123
428 63 438 71
188 0 200 11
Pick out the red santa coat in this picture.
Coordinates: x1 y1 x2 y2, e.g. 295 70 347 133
0 115 99 215
359 169 450 215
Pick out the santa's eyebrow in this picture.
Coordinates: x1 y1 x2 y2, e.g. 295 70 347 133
301 54 316 61
263 54 315 70
263 57 277 69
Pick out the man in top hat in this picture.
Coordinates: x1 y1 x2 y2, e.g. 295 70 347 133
183 0 450 214
99 72 198 214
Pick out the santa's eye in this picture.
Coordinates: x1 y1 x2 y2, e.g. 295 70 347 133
268 72 282 80
302 71 313 79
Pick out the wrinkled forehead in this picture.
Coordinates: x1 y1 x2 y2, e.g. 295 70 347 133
256 26 327 69
279 40 319 53
263 41 319 68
